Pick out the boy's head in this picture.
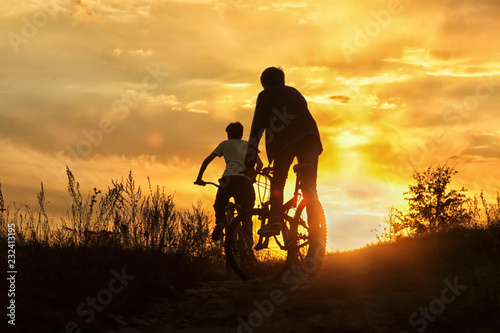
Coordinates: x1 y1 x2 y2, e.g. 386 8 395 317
260 67 285 88
226 122 244 139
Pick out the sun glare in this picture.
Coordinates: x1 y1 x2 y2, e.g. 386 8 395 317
334 130 371 149
3 0 500 259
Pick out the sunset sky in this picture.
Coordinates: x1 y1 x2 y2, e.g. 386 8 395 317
1 0 500 250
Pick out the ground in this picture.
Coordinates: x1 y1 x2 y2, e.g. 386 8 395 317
93 234 500 333
11 228 500 333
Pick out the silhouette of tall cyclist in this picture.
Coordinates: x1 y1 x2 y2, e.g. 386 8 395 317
244 67 323 236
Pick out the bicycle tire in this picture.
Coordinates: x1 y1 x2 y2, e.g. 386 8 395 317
225 208 290 281
285 199 327 277
225 202 327 281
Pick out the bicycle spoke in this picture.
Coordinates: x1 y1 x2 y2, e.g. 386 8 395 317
271 235 285 250
225 209 289 281
225 199 326 280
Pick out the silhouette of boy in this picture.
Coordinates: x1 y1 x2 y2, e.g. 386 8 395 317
196 122 263 241
245 67 323 236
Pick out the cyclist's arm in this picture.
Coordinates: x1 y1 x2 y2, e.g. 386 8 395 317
245 92 269 168
255 155 264 173
196 152 217 183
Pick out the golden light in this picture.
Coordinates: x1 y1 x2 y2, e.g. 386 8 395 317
334 130 371 149
2 0 500 253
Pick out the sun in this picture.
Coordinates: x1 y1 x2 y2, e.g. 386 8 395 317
334 129 373 149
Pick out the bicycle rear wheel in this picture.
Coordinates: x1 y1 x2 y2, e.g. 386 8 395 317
225 208 289 281
285 200 327 276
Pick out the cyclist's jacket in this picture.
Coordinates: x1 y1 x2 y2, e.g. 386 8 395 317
245 85 322 167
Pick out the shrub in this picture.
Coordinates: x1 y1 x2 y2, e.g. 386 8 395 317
381 165 480 240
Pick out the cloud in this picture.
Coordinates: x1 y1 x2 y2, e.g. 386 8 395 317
127 49 154 56
258 2 308 12
384 47 469 72
329 95 351 104
71 0 97 20
0 137 205 215
68 0 152 22
460 132 500 159
337 72 413 86
386 47 500 77
3 0 500 249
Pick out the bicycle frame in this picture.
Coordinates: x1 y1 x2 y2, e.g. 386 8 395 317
223 202 238 240
224 165 326 280
253 165 310 252
194 180 239 246
195 180 241 272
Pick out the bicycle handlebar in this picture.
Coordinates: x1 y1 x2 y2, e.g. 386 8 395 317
194 167 273 189
194 181 219 188
258 166 273 180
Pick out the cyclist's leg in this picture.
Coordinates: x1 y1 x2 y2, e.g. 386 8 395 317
213 176 232 240
296 149 319 202
258 151 294 235
272 150 296 219
295 135 321 202
232 176 255 213
232 176 256 247
214 176 233 223
296 138 325 254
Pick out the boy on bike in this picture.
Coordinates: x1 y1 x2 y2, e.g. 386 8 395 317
195 122 263 241
244 67 323 236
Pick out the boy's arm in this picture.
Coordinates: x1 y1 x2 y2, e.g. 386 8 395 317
195 153 217 184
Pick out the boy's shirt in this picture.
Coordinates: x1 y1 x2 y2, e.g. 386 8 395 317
213 139 249 177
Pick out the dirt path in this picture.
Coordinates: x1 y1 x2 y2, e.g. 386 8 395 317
94 238 498 333
100 275 401 333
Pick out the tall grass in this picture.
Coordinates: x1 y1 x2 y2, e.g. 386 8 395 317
480 190 500 226
0 169 230 332
0 167 222 261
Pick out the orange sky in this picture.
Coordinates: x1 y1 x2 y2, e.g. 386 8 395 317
1 0 500 250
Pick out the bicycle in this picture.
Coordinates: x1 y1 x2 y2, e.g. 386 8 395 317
194 180 240 269
224 164 327 281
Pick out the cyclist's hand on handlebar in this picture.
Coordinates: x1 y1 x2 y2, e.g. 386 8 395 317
194 179 207 186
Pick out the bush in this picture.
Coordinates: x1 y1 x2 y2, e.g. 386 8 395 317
381 165 480 240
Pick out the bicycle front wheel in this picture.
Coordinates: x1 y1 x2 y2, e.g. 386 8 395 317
225 208 289 281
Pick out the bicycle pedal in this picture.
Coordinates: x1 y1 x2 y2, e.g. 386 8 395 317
254 243 268 250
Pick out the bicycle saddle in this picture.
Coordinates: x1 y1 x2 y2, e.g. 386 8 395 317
293 163 314 173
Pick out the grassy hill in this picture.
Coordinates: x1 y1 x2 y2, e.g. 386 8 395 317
2 170 499 332
314 227 500 332
3 225 499 333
